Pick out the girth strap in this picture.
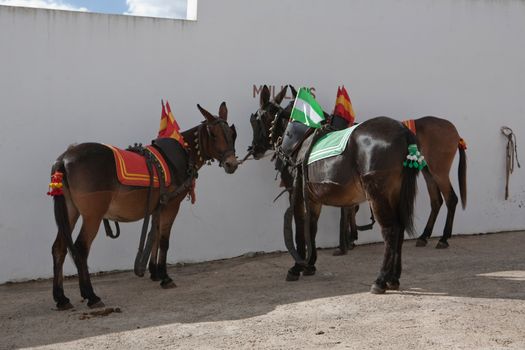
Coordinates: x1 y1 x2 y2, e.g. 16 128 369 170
103 219 120 239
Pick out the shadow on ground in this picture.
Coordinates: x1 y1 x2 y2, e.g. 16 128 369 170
1 231 524 349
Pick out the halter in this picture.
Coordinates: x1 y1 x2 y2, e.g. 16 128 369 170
250 101 289 152
194 118 236 168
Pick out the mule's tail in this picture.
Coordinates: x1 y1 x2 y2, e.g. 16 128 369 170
458 139 467 209
399 132 419 237
50 160 78 263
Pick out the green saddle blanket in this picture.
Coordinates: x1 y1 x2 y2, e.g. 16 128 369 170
308 124 360 165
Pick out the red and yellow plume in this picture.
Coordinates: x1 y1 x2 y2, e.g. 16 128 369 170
333 85 356 125
158 100 186 147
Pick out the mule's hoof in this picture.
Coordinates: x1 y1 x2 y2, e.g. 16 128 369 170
161 278 177 289
386 281 400 290
415 238 428 247
303 266 316 276
150 275 161 282
88 299 105 309
56 301 74 311
370 283 386 294
332 249 347 256
347 243 356 251
436 241 449 249
286 271 300 282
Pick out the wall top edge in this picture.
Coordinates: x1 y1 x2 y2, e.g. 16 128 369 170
0 5 196 22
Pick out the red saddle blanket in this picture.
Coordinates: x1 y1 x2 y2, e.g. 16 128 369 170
105 144 171 188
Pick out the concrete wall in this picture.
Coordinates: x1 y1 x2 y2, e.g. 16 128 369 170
1 0 524 283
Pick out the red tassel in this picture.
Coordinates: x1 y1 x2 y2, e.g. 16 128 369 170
47 171 64 196
458 138 467 150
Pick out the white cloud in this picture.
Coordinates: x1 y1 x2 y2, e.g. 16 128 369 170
125 0 186 19
0 0 87 11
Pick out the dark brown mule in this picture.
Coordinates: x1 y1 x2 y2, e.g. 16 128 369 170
248 85 358 270
336 117 467 253
51 103 238 310
250 86 360 259
249 85 419 293
249 86 308 270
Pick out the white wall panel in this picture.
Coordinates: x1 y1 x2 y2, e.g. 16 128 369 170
1 0 524 282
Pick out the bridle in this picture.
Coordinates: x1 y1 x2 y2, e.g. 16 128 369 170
249 100 291 155
195 118 237 168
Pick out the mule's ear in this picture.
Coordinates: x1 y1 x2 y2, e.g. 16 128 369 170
230 124 237 141
260 85 270 107
218 101 228 120
274 85 288 105
197 104 215 122
290 85 298 98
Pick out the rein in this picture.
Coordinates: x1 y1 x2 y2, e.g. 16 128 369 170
238 150 254 164
501 126 521 200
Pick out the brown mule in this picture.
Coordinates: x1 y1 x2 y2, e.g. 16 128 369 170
50 102 238 310
336 117 467 253
411 117 467 248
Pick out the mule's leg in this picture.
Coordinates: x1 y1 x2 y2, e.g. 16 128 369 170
387 225 405 290
286 192 306 281
434 177 459 249
303 202 321 276
370 225 398 294
74 216 104 308
156 201 181 289
367 196 398 294
333 207 351 256
416 169 443 247
52 203 79 310
148 232 161 281
348 205 358 247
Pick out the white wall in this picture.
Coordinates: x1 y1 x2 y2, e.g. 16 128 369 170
1 0 524 283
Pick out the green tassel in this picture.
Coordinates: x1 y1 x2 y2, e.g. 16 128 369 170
403 144 427 170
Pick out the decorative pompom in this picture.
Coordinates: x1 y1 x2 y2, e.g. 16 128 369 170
404 144 427 170
47 171 64 196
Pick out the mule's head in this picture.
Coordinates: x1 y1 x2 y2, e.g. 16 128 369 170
197 102 238 174
249 85 291 159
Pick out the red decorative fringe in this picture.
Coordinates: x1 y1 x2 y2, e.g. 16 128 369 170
47 171 64 196
458 138 467 150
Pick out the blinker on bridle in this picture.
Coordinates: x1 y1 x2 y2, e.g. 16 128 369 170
250 101 286 152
